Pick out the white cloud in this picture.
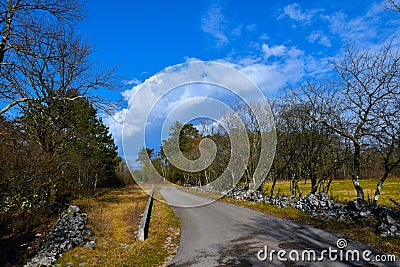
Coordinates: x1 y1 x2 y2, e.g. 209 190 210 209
240 56 304 93
215 43 306 94
121 82 142 102
201 3 228 47
322 2 397 48
231 24 257 37
102 108 128 153
106 42 324 160
318 35 331 47
303 55 334 78
308 31 332 47
308 33 319 43
184 56 202 63
280 3 320 24
235 56 262 66
119 61 274 163
324 12 372 43
262 44 287 59
122 78 141 85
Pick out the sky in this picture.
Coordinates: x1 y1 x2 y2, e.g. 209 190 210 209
78 0 400 162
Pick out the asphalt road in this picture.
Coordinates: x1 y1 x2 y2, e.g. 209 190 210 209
160 186 399 267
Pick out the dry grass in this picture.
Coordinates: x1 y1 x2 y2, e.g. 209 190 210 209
56 186 180 266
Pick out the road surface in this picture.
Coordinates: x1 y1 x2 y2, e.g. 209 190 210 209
160 186 398 267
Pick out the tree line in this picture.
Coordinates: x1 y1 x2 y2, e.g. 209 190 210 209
0 0 129 235
138 43 399 207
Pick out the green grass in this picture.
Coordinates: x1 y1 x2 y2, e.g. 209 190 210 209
264 178 400 206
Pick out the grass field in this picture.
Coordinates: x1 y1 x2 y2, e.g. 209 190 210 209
264 178 400 206
57 186 180 267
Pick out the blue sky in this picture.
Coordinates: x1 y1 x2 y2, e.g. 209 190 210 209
78 0 399 159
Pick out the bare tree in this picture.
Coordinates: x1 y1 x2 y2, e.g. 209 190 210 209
268 98 351 196
2 27 116 151
370 95 400 204
0 0 83 64
219 101 275 190
0 0 99 115
0 1 117 152
385 0 400 12
293 43 400 201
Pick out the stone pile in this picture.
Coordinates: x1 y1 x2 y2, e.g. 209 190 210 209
25 205 95 266
295 192 352 221
224 185 250 200
224 186 400 239
378 214 400 238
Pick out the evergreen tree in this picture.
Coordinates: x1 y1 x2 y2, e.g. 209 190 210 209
22 93 121 199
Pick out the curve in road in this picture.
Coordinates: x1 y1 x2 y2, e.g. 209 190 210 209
160 186 398 267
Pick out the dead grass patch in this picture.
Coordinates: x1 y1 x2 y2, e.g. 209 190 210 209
57 187 180 266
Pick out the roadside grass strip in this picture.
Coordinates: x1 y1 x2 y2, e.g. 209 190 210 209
57 187 180 266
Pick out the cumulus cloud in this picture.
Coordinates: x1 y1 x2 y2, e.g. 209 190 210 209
105 40 324 162
119 61 273 164
116 42 307 143
121 82 142 102
238 46 305 93
212 42 306 95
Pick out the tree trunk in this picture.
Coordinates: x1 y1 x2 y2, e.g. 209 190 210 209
270 173 279 197
373 156 393 205
325 176 334 193
352 142 365 200
0 7 15 64
373 171 389 205
94 174 98 193
310 173 318 194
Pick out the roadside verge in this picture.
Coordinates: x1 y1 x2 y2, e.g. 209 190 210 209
56 187 180 267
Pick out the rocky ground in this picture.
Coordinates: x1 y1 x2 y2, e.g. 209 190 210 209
25 205 96 267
